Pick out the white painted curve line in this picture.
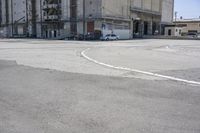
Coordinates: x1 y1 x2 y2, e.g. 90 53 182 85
81 48 200 86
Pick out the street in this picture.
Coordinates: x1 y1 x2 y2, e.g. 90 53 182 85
0 39 200 133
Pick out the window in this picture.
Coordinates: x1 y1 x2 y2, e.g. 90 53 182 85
111 34 116 37
106 34 111 37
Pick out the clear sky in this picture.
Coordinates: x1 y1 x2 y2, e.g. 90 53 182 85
174 0 200 19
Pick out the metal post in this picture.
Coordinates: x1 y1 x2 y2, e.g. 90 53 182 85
175 11 177 23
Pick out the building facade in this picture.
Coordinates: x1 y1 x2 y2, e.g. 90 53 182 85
174 18 200 35
0 0 174 39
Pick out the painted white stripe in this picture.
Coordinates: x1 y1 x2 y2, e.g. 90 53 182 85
81 48 200 86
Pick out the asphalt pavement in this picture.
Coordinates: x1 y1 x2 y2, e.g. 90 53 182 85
0 39 200 133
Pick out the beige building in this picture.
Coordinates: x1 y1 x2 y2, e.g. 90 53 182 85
174 18 200 34
0 0 174 39
83 0 174 38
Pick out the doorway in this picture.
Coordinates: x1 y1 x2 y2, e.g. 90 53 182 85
168 29 171 36
87 21 94 33
152 22 156 35
144 21 148 35
133 20 139 37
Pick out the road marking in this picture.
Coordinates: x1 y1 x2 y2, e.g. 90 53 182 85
81 48 200 86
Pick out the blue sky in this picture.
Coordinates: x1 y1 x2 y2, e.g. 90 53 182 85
174 0 200 19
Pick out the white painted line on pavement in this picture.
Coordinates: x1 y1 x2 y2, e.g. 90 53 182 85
81 48 200 86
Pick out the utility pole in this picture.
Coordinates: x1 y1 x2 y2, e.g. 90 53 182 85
83 0 86 39
175 11 178 22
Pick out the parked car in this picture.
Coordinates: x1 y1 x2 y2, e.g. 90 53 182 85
85 33 95 40
101 34 119 41
67 32 101 40
197 33 200 38
186 32 197 38
67 34 77 40
77 34 85 40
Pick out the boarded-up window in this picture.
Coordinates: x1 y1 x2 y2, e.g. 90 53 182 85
87 21 94 33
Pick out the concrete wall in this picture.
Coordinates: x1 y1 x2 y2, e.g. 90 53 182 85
102 0 130 19
132 0 142 8
152 0 160 12
131 0 174 23
143 0 151 10
161 0 174 23
131 0 161 13
61 0 70 20
0 0 13 37
0 0 6 24
85 0 102 18
77 0 101 19
0 0 29 37
12 0 27 22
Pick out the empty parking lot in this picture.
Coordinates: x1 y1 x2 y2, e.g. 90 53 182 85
0 39 200 133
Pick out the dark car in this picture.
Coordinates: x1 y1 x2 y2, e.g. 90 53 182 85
186 33 197 38
85 32 101 40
